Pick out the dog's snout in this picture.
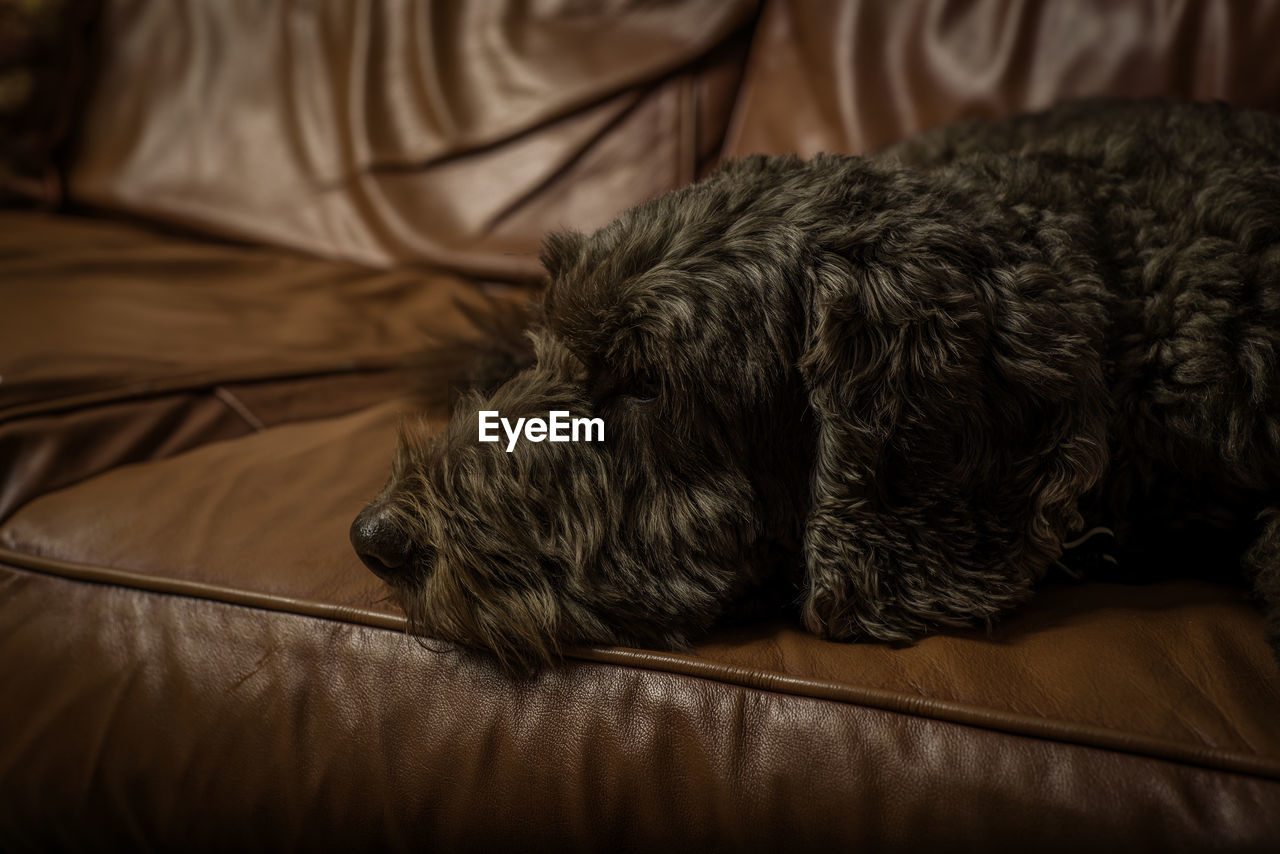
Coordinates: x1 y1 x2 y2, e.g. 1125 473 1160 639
350 501 414 581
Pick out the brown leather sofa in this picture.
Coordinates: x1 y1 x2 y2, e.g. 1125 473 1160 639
3 1 1279 850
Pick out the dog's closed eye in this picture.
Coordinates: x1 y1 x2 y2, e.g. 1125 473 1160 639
589 370 659 406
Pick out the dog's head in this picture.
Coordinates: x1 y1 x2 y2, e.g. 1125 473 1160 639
352 157 819 670
353 154 1111 670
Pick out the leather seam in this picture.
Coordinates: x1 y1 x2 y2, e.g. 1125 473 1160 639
2 545 1277 782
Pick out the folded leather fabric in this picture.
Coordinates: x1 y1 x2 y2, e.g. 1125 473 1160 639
67 0 756 279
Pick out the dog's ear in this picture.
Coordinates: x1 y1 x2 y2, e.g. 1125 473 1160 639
539 229 610 369
539 230 587 282
798 203 1110 642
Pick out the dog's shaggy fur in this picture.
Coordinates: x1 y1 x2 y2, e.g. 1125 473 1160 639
352 98 1280 671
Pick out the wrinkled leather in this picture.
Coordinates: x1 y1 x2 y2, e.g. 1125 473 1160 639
0 212 508 415
0 211 517 522
0 370 408 522
68 0 755 279
4 1 1280 850
726 0 1280 157
3 563 1278 852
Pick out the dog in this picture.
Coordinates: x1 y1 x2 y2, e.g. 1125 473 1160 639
351 98 1280 672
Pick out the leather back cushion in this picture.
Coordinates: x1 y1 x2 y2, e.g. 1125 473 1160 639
67 0 1280 279
67 0 755 279
726 0 1280 157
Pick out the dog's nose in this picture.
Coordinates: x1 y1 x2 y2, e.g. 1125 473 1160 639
350 501 412 581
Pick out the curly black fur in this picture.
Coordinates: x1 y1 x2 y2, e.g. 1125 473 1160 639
352 98 1280 671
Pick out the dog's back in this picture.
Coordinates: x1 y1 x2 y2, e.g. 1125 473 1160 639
889 98 1280 583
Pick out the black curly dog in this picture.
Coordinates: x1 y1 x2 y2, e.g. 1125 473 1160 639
352 98 1280 671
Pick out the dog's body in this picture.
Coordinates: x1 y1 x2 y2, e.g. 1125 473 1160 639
352 98 1280 670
